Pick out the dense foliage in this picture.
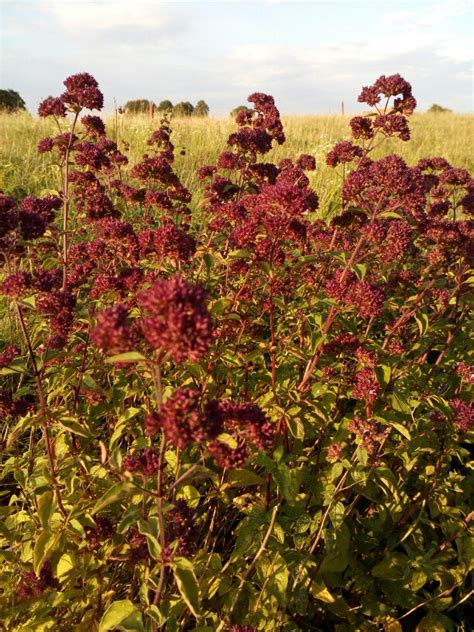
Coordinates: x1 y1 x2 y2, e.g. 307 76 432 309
0 89 26 113
0 71 473 631
124 100 158 115
428 104 452 114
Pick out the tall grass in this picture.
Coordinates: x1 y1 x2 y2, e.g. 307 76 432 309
1 110 472 213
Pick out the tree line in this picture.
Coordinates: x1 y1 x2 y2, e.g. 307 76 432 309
123 99 210 117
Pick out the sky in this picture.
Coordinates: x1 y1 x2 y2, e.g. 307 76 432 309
1 0 473 115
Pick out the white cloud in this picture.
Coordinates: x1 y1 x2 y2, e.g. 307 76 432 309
382 0 472 26
46 0 169 30
32 0 186 45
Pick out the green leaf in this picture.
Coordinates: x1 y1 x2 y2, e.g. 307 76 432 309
105 351 147 364
374 416 411 440
309 582 335 603
175 484 200 508
144 533 161 560
274 464 300 502
146 605 166 625
210 297 232 315
225 469 265 487
33 530 53 575
257 260 272 277
228 248 251 259
380 211 404 219
375 364 391 390
391 391 411 413
58 416 93 438
99 600 139 632
414 312 429 337
57 553 75 579
38 491 55 529
172 557 200 617
353 263 367 280
372 553 408 580
203 252 213 272
92 482 133 514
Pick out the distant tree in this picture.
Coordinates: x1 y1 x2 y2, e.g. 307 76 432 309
194 100 210 117
157 99 173 113
173 101 194 117
124 99 157 115
428 103 452 113
230 105 252 118
0 89 26 113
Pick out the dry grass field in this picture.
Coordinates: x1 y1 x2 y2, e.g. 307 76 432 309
1 111 472 215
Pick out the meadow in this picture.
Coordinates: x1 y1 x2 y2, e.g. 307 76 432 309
0 73 472 631
1 110 473 215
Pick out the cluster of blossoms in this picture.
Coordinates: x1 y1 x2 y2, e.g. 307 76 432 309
352 368 381 407
17 560 59 600
0 193 61 252
36 290 76 348
0 388 31 418
166 499 198 555
348 416 391 460
326 270 385 319
342 155 426 220
327 74 416 175
144 390 273 467
91 276 213 361
227 92 285 158
0 344 19 367
122 448 160 477
138 276 213 362
85 517 114 549
38 72 103 116
433 399 474 433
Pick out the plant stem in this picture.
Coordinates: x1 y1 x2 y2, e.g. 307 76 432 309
15 303 67 518
62 111 79 291
216 503 280 631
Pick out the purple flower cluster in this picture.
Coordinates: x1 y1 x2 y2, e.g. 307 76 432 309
91 304 134 354
352 368 381 405
326 141 364 167
358 74 416 114
38 72 104 117
0 344 19 367
123 448 160 477
0 388 31 417
348 415 391 459
85 517 114 549
326 270 384 319
17 560 59 600
145 389 217 447
137 276 213 362
144 389 273 465
36 290 76 348
167 499 198 555
342 155 426 220
449 399 473 433
0 193 61 248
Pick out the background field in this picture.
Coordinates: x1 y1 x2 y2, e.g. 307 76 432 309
1 111 473 215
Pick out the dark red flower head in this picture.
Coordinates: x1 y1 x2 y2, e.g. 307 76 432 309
61 72 104 111
38 96 67 118
138 276 213 363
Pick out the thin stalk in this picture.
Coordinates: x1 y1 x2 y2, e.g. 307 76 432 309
16 303 67 518
216 503 280 631
62 111 80 291
151 362 167 622
298 232 367 392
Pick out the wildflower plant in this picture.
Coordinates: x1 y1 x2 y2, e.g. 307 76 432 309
0 72 472 631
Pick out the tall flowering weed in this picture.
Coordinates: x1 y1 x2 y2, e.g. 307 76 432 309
0 72 472 631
